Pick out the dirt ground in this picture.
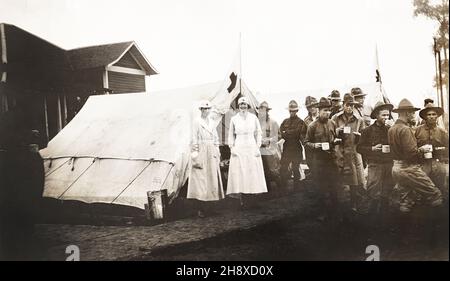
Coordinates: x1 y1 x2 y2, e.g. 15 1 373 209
133 189 449 261
2 180 449 261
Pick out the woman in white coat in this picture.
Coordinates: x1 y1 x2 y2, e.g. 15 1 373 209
227 97 267 205
187 100 224 217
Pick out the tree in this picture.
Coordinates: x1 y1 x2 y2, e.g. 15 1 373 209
413 0 449 96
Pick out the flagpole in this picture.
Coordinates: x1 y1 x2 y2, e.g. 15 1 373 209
436 40 445 112
375 44 382 88
239 32 242 96
375 44 390 104
433 37 441 107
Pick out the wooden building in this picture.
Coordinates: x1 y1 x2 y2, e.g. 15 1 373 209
0 23 158 146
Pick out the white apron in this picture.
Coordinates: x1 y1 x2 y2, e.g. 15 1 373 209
226 112 267 196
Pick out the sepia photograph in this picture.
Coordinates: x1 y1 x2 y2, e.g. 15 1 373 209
0 0 448 266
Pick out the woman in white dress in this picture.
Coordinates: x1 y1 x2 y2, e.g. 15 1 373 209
187 100 225 217
227 97 267 204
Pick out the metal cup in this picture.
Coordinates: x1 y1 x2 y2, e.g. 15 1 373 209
423 144 433 159
382 145 390 153
321 142 330 151
424 152 433 159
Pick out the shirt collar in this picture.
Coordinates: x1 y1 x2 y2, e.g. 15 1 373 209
373 121 385 128
342 112 356 122
318 117 329 124
425 123 437 130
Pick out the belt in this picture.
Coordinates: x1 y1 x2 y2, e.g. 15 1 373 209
393 160 419 165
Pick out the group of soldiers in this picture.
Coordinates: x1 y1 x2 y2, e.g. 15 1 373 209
257 88 448 224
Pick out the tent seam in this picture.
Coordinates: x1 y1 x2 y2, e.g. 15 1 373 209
110 159 154 204
45 158 71 177
57 158 97 200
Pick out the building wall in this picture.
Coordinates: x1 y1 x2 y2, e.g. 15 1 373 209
69 68 104 94
108 71 145 94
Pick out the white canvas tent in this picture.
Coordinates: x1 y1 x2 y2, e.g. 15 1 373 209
41 80 258 210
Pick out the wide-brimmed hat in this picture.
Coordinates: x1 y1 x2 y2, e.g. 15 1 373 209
287 100 299 111
198 100 212 109
315 97 332 109
305 96 318 108
342 93 359 106
370 101 394 119
258 101 272 110
419 103 444 119
351 87 367 97
328 90 341 101
424 98 434 106
392 98 420 113
238 96 250 106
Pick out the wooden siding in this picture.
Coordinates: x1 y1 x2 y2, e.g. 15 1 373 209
108 71 145 94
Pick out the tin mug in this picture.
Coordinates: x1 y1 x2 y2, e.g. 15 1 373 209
424 152 433 159
423 144 433 159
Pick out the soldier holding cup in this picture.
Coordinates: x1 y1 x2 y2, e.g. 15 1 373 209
305 97 342 221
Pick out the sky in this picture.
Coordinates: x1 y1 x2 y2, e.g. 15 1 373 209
0 0 441 107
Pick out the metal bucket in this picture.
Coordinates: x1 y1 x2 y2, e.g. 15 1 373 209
147 190 168 220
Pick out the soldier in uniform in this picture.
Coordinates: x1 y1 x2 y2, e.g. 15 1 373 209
351 87 371 127
329 90 342 119
357 101 394 223
415 103 448 204
303 96 318 178
304 96 318 126
305 97 342 221
388 99 442 213
332 94 366 213
279 100 307 190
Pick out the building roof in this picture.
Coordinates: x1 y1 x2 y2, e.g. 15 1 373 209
1 23 71 71
67 42 158 75
67 42 133 71
1 23 158 75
